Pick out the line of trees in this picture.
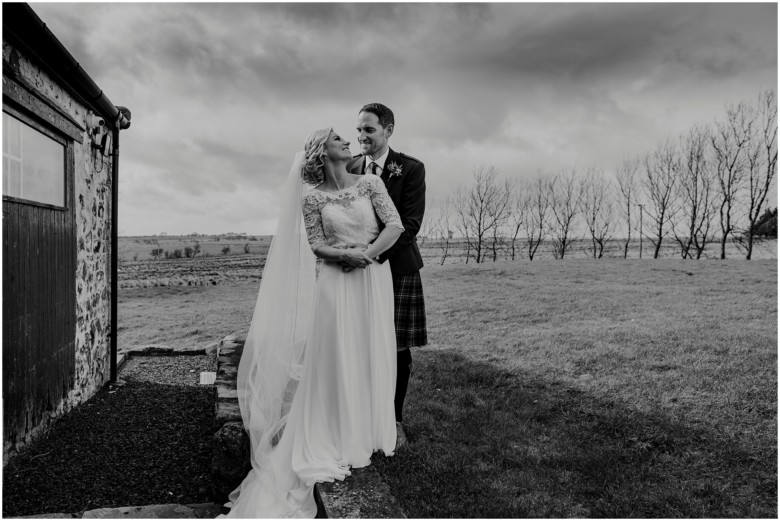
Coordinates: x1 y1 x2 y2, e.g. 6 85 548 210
421 89 777 262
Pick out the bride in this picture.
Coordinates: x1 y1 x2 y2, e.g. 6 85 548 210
222 128 404 518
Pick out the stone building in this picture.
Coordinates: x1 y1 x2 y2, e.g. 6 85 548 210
3 3 131 461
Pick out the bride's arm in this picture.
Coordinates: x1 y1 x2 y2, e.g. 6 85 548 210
303 192 371 267
313 244 372 267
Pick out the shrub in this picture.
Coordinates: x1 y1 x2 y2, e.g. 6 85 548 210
184 247 194 258
244 243 251 254
222 246 231 255
753 208 777 238
173 249 183 259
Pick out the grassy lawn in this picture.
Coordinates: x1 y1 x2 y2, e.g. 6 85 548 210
374 259 777 518
118 282 259 351
118 257 776 517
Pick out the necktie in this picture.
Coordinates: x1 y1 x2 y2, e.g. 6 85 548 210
369 161 379 176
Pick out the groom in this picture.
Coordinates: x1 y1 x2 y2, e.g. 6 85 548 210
347 102 427 448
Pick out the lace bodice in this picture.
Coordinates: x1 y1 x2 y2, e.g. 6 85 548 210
303 175 403 250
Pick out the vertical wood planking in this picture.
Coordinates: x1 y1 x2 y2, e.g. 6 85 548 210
68 143 76 387
3 203 14 440
14 202 22 439
3 136 79 448
32 205 40 420
7 203 15 440
3 192 78 445
21 203 30 434
37 205 44 417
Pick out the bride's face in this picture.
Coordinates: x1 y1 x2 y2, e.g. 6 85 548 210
324 131 352 162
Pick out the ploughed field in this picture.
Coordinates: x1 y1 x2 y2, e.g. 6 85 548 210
118 235 272 289
119 254 265 289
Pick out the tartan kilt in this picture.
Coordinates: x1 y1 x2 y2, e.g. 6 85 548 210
392 271 428 349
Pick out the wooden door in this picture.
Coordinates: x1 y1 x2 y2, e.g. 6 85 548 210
3 107 76 448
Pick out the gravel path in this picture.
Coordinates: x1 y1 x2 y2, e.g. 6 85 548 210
121 353 217 385
2 354 218 517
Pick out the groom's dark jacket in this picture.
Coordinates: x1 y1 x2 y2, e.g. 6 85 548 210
348 148 425 275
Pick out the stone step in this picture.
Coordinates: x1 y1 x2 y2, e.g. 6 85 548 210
83 503 224 518
316 465 406 518
216 386 238 402
15 503 225 519
215 400 242 424
217 365 237 378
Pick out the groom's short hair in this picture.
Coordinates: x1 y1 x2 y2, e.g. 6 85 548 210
359 103 395 129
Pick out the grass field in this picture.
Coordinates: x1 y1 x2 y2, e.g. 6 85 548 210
118 282 260 350
376 259 777 517
117 253 777 517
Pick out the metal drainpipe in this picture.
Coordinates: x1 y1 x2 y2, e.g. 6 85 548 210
110 126 119 382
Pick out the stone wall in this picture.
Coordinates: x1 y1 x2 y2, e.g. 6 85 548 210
73 128 113 403
3 40 114 448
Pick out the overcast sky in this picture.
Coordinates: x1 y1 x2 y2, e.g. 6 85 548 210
31 2 777 236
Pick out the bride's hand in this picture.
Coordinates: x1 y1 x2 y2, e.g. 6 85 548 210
341 248 372 268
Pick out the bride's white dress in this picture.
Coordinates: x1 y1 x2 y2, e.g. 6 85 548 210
224 174 402 518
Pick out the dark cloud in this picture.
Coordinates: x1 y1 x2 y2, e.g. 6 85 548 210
122 132 288 199
29 2 777 235
425 3 774 83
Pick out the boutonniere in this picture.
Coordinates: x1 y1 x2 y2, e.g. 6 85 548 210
387 162 403 179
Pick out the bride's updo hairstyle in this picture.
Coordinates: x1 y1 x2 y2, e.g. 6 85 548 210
302 127 332 185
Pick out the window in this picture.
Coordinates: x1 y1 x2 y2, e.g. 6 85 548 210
3 111 65 207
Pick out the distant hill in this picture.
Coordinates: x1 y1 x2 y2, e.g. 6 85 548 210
119 234 272 263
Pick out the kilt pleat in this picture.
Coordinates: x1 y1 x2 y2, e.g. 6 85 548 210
392 271 428 348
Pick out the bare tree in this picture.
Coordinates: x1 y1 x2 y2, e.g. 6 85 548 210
507 180 528 261
416 195 436 250
487 181 512 262
429 195 455 265
711 101 752 258
548 167 580 259
523 175 549 261
737 89 778 259
643 139 680 258
672 124 718 259
453 166 511 263
615 156 641 258
579 168 615 259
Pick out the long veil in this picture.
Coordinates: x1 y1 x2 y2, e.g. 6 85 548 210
232 151 316 495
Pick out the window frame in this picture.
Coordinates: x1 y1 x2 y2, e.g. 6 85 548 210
2 104 73 212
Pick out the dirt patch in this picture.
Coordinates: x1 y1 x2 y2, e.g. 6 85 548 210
2 356 217 517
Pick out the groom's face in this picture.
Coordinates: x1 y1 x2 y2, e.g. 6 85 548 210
357 111 393 159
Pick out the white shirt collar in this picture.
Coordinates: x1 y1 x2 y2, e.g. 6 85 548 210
365 148 390 174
